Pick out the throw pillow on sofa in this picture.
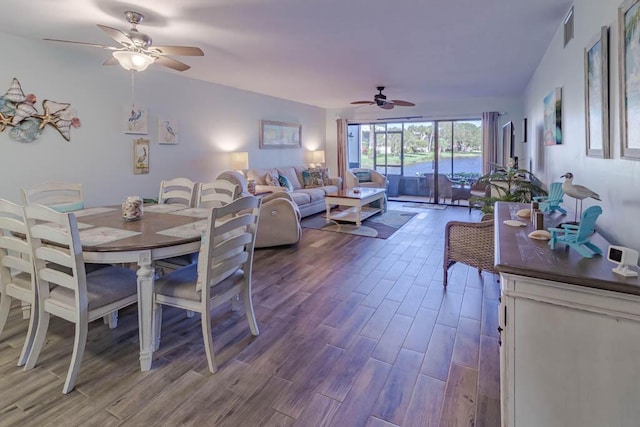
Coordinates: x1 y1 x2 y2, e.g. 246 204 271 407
265 171 281 187
302 169 323 188
278 175 294 191
310 167 331 185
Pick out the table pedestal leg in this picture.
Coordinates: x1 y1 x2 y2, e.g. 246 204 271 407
356 205 362 227
136 250 154 371
326 203 331 224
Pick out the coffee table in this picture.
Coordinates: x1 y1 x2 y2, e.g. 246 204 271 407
325 187 386 227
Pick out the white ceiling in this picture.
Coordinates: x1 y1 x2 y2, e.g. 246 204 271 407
1 0 572 109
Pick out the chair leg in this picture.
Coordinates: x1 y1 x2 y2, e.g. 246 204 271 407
186 310 195 318
63 322 88 394
17 299 38 367
21 301 30 320
0 293 11 337
24 311 50 370
103 311 118 329
231 294 240 312
152 303 163 351
201 310 217 374
243 288 259 336
443 267 448 287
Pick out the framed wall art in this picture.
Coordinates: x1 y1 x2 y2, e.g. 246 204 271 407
133 138 149 174
543 87 562 146
158 117 178 144
124 105 148 134
585 26 610 158
619 0 640 159
259 120 301 149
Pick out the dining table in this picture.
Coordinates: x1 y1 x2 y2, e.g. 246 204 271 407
71 204 210 371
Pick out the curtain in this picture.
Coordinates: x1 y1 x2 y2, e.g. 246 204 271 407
336 118 348 189
482 112 499 174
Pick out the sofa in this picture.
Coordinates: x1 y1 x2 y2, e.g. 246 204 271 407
236 166 342 218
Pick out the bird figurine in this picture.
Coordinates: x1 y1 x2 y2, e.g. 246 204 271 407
561 172 600 222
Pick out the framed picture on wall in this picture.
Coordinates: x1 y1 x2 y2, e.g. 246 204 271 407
585 26 610 158
133 138 149 174
259 120 301 149
125 105 148 134
158 118 178 144
619 0 640 159
543 88 562 146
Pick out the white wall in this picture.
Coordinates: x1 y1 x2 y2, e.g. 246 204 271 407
524 0 640 250
0 32 325 207
325 96 526 175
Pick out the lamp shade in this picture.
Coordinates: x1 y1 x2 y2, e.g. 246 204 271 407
231 151 249 170
312 150 325 164
112 51 154 71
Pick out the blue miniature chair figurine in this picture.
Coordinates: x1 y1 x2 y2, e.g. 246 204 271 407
548 205 602 258
533 182 567 214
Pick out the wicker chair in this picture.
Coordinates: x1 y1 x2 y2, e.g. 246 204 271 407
443 214 495 286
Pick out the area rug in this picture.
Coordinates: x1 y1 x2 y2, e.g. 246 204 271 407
402 203 447 210
301 210 416 239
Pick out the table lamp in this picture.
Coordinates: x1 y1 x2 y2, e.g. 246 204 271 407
231 151 249 171
311 150 325 167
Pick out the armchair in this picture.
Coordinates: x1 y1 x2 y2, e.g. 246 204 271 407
346 168 388 190
443 214 495 286
255 192 302 248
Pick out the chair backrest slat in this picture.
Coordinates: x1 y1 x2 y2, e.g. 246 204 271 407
22 182 84 212
576 206 602 241
197 180 237 208
547 182 564 201
25 204 87 298
0 199 32 288
158 178 197 207
196 196 261 292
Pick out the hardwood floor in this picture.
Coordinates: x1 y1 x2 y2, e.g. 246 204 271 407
0 202 500 426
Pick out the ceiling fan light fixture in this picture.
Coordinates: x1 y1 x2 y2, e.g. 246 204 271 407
112 50 154 71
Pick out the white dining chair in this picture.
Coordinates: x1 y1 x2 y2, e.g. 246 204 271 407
23 204 138 394
196 180 238 208
21 182 84 212
152 196 262 373
158 177 198 207
0 199 37 367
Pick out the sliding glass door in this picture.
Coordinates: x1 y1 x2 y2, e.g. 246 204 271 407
347 119 482 204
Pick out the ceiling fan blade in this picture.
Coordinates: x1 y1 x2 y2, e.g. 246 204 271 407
97 24 133 47
102 56 119 66
150 46 204 56
155 55 191 71
391 100 415 107
381 103 395 110
350 101 374 105
43 38 119 50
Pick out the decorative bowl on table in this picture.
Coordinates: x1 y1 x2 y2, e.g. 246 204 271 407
122 196 143 221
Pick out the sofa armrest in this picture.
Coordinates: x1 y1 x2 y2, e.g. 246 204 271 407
330 177 343 188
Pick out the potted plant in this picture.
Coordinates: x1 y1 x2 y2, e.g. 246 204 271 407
473 159 547 213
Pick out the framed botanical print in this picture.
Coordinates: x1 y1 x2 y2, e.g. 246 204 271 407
585 26 610 158
619 0 640 160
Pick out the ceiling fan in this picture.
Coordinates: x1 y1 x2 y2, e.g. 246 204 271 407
44 11 204 72
350 86 415 110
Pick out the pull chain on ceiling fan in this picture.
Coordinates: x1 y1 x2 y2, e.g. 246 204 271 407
44 11 204 72
350 86 415 110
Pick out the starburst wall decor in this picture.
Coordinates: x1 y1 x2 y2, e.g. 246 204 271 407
0 78 81 143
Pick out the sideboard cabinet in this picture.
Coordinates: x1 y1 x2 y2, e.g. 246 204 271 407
494 202 640 427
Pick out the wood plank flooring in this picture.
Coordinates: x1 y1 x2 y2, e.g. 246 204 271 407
0 202 500 426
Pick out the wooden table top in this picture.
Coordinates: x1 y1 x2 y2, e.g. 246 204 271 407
326 187 386 199
76 206 203 252
494 202 640 296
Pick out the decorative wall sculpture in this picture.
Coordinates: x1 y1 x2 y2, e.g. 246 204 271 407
0 78 80 143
